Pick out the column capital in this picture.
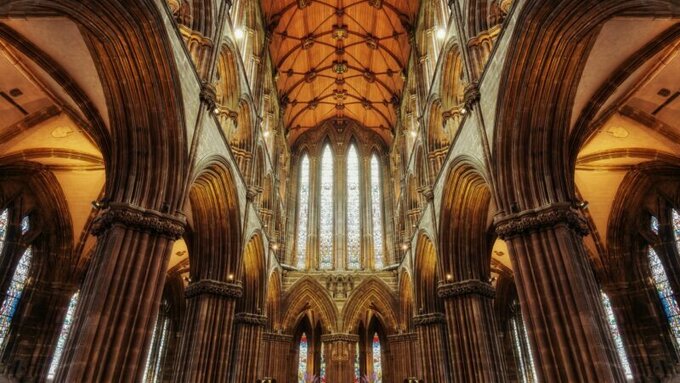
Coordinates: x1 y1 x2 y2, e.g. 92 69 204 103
184 279 243 299
263 332 294 342
463 81 481 111
413 312 445 326
438 279 495 299
495 202 589 240
199 81 218 112
91 202 186 239
320 333 360 343
234 312 268 326
386 332 418 342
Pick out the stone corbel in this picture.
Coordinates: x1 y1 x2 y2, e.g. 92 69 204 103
234 312 268 326
199 81 218 112
463 82 481 112
412 312 445 326
91 202 186 239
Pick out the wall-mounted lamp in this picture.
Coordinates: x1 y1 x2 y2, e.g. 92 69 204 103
446 273 453 282
228 273 234 281
234 28 245 40
435 27 446 40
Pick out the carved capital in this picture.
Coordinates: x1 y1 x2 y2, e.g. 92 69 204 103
185 279 243 299
420 186 434 201
386 332 418 342
413 312 445 326
234 312 268 326
463 82 481 111
437 279 495 299
91 202 185 239
495 203 589 240
320 333 360 343
247 187 260 201
199 81 218 111
263 332 293 342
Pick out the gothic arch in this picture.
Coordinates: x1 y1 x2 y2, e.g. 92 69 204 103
216 45 241 113
398 269 415 331
282 276 338 333
426 99 448 182
187 157 242 281
439 157 494 280
265 268 282 331
342 276 399 334
239 232 266 314
414 231 441 314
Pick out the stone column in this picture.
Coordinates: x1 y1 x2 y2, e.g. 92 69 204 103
56 203 185 382
413 313 450 382
321 333 358 383
438 280 507 382
387 332 418 382
173 279 242 382
230 313 267 383
261 332 292 383
495 203 626 382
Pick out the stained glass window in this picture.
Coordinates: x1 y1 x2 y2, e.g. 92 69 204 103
0 210 8 257
600 291 633 380
647 245 680 348
511 313 537 383
370 154 384 269
320 342 326 381
0 243 33 351
651 215 660 235
319 145 334 269
296 155 310 269
47 292 79 380
372 333 382 382
346 144 361 269
354 341 360 382
143 314 170 383
20 216 29 235
298 333 308 382
672 209 680 257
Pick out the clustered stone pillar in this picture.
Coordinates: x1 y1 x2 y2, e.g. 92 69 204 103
261 332 293 382
438 279 507 382
230 312 267 382
321 333 358 382
55 203 185 382
496 203 626 382
387 332 418 381
413 313 449 382
173 279 242 382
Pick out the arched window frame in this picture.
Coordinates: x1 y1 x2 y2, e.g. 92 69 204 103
346 141 362 270
298 332 309 381
296 152 311 269
318 143 334 270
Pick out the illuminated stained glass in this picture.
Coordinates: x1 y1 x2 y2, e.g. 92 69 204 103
673 209 680 257
296 155 310 269
143 314 170 383
319 145 334 269
20 216 29 234
651 215 660 235
600 291 633 380
370 154 384 269
0 245 32 351
372 333 382 382
354 341 360 382
0 210 8 256
320 342 326 380
346 144 361 269
647 245 680 348
298 333 308 382
47 292 79 380
511 313 537 383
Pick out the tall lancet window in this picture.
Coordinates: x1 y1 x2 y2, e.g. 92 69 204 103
600 291 633 380
0 209 8 255
47 291 79 380
297 333 309 381
370 154 384 268
143 311 170 383
319 144 334 269
0 216 32 351
296 154 310 269
510 304 537 383
346 144 361 269
648 216 680 348
372 333 383 382
673 209 680 256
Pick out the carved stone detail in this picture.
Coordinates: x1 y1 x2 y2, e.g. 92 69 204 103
263 332 293 342
234 312 268 326
320 333 360 343
495 203 589 239
437 279 495 299
463 82 481 111
413 312 446 326
91 202 186 239
184 279 243 299
199 81 218 111
325 274 354 298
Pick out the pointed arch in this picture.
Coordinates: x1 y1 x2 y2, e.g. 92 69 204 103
414 232 441 314
239 232 266 314
282 276 338 333
342 277 398 334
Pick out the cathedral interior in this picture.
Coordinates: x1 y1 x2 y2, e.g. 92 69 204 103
0 0 679 382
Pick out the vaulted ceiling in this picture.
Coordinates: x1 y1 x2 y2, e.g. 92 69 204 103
262 0 417 142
